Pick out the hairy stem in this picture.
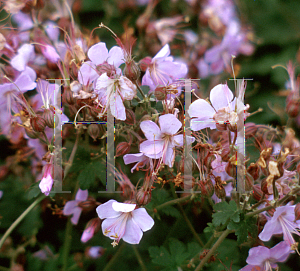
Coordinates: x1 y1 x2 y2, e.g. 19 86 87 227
103 243 125 271
155 195 192 211
195 229 234 271
132 245 147 271
0 194 45 249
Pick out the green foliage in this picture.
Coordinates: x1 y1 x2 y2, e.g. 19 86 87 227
146 189 181 218
227 216 257 245
212 201 240 227
149 239 201 270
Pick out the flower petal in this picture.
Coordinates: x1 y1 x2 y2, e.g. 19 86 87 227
159 114 182 135
112 202 136 213
246 246 270 266
188 98 215 119
140 120 162 140
70 207 82 225
63 200 77 215
75 189 88 201
258 219 282 241
88 42 108 65
153 44 170 60
190 119 216 131
78 61 99 85
140 140 164 157
131 208 154 231
96 199 121 219
210 84 234 111
109 92 126 121
270 241 292 262
107 46 124 67
122 217 143 244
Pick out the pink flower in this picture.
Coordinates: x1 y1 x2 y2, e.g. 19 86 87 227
85 246 105 259
140 114 194 167
259 205 300 251
81 218 101 243
188 83 249 131
11 43 35 71
94 73 137 120
240 241 291 271
123 152 151 173
96 199 154 246
141 44 188 91
63 189 88 225
39 164 54 196
78 42 124 86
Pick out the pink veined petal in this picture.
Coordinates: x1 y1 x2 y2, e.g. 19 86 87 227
101 215 127 240
210 84 234 111
157 61 188 80
22 66 37 81
159 114 182 135
96 199 121 219
163 142 175 167
14 74 36 93
94 73 109 93
131 208 154 232
122 217 143 244
88 42 108 65
110 92 126 120
140 139 164 157
246 246 270 266
112 202 136 213
81 228 94 243
70 207 82 225
78 61 99 85
258 219 282 241
141 70 157 92
11 44 35 71
190 119 216 131
119 77 137 100
42 45 60 63
239 264 261 271
75 189 88 201
173 134 184 147
188 99 215 119
63 200 77 215
123 153 146 165
140 120 162 140
153 44 170 60
107 46 124 67
270 241 292 262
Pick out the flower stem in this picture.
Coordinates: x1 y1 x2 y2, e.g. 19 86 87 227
61 218 72 271
103 243 125 271
132 245 147 271
194 229 234 271
0 194 46 249
135 82 146 100
154 195 192 211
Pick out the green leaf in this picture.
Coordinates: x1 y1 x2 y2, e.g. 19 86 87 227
26 182 41 200
156 101 163 112
212 201 240 227
227 216 257 245
204 222 215 233
149 239 201 269
78 159 106 190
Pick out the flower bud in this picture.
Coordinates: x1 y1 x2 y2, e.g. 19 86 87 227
39 164 54 196
63 87 76 105
139 57 152 72
286 98 299 118
81 218 101 243
87 124 100 141
78 197 98 212
30 115 46 133
245 122 258 139
295 203 300 221
154 86 167 100
136 188 151 206
115 142 131 157
25 127 40 139
225 162 236 178
252 184 263 201
215 122 227 131
124 61 140 81
247 163 259 180
0 165 9 182
96 62 116 77
85 246 105 259
140 115 152 122
124 109 136 125
42 108 55 128
199 178 214 198
245 173 254 191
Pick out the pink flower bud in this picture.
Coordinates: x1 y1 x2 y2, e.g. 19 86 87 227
42 108 55 128
39 164 54 196
139 57 152 72
87 124 100 141
124 60 140 81
30 115 46 133
81 218 101 243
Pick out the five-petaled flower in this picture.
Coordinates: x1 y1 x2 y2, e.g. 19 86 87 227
139 114 194 167
188 83 249 131
240 241 292 271
63 189 88 225
96 199 154 246
259 205 300 252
